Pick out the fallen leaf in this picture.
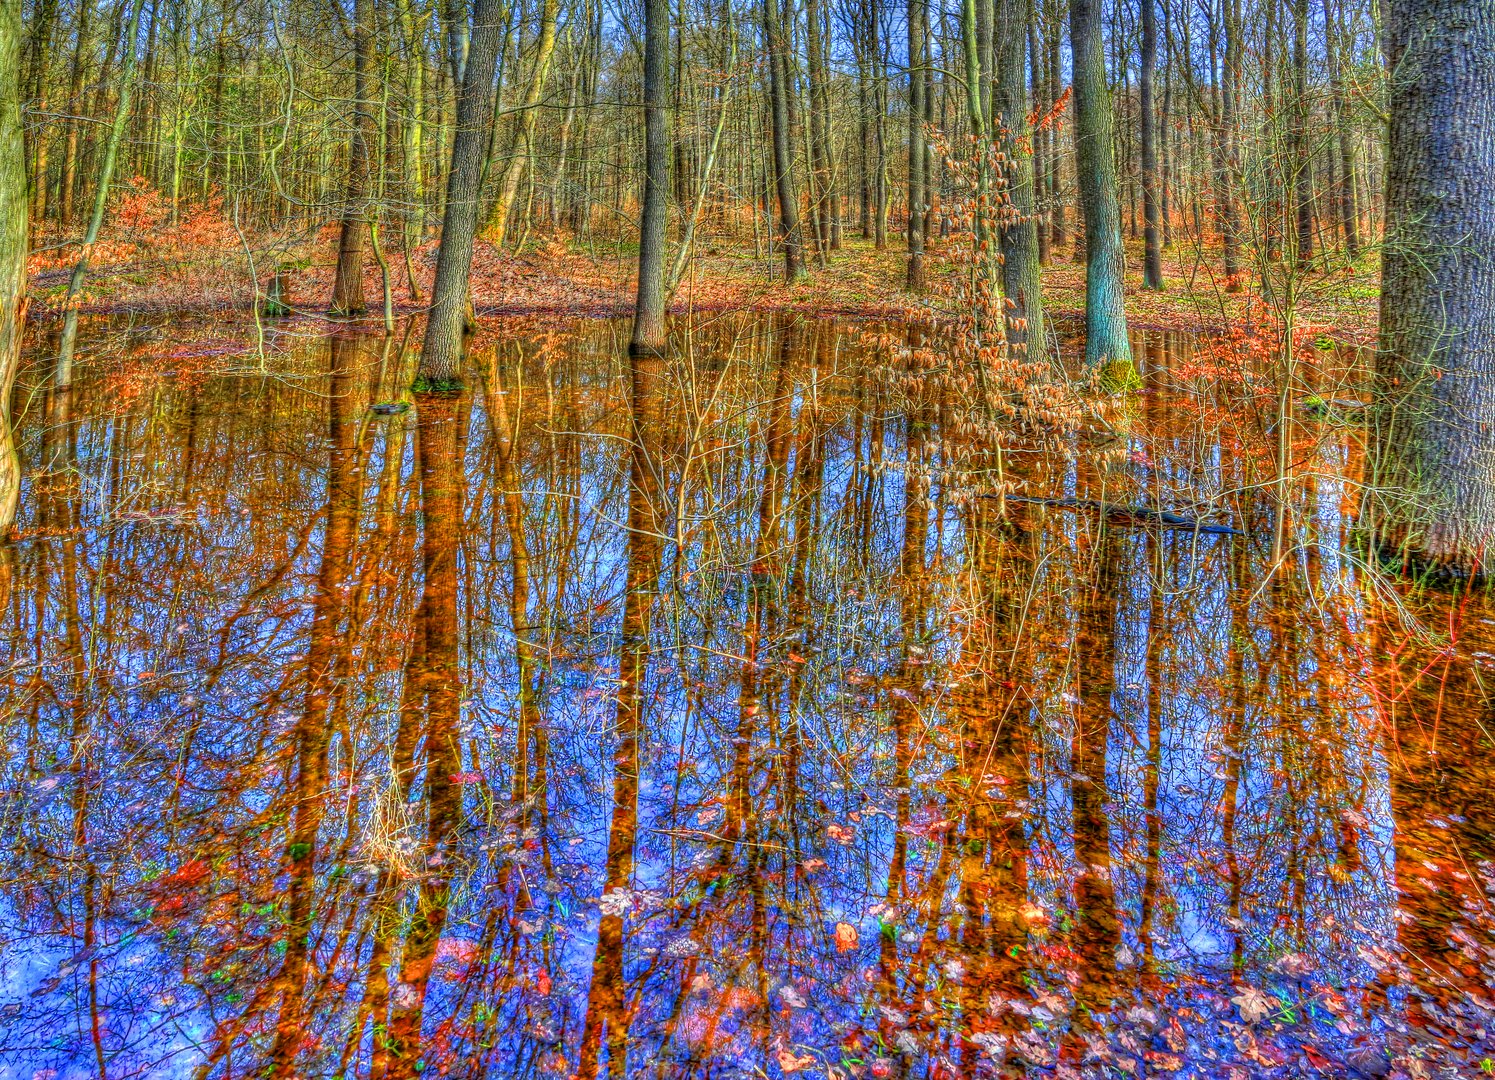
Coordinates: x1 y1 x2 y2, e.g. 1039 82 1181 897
834 922 859 953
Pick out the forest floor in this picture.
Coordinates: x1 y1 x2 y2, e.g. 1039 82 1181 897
24 221 1381 346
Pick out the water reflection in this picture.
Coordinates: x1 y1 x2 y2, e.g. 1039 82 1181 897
0 316 1491 1077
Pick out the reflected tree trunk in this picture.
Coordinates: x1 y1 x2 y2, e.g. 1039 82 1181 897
1061 526 1122 1060
268 335 367 1073
383 389 468 1076
577 351 666 1079
951 500 1033 1072
1377 610 1495 1011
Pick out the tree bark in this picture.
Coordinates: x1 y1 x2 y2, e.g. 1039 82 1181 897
905 0 926 290
631 0 671 352
1289 0 1314 264
486 0 561 247
1069 0 1134 380
55 0 147 387
1367 0 1495 575
417 0 508 384
1139 0 1163 288
994 0 1045 357
0 0 27 532
330 0 375 315
1325 0 1359 256
763 0 806 281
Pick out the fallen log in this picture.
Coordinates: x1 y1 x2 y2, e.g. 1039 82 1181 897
979 494 1246 537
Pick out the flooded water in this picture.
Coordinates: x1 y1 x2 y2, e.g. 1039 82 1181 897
0 315 1491 1079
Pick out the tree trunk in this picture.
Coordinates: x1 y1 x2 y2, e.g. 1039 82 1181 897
805 0 834 252
763 0 805 281
1046 0 1065 252
631 0 671 352
417 0 508 384
0 0 26 532
1139 0 1163 288
1326 0 1359 256
995 0 1045 357
1290 0 1313 264
487 0 561 247
1366 0 1495 575
330 0 375 315
905 0 926 290
1030 18 1049 266
55 0 147 387
57 0 95 227
1069 0 1134 381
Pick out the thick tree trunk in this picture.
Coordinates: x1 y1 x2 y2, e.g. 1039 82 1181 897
0 0 26 532
631 0 670 352
417 0 508 384
330 0 374 315
1367 0 1495 575
1069 0 1134 381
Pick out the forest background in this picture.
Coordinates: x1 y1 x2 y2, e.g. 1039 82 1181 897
0 0 1490 570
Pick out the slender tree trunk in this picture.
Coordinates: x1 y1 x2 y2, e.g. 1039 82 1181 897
0 0 27 532
487 0 561 247
396 0 429 297
872 1 888 249
995 0 1045 356
763 0 805 280
1326 0 1359 256
631 0 671 351
805 0 833 252
417 0 508 384
1139 0 1163 287
1047 0 1065 252
1290 0 1313 263
905 0 926 290
1218 0 1243 287
1030 18 1050 265
23 0 59 222
57 0 95 227
1160 6 1172 249
1069 0 1134 380
856 10 872 238
1366 0 1495 575
55 0 147 387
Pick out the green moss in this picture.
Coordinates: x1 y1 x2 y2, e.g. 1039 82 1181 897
1099 356 1143 393
412 375 464 394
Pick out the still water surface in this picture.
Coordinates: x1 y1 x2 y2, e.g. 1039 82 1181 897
0 316 1491 1078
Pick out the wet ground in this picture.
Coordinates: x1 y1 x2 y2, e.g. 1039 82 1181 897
0 315 1491 1079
